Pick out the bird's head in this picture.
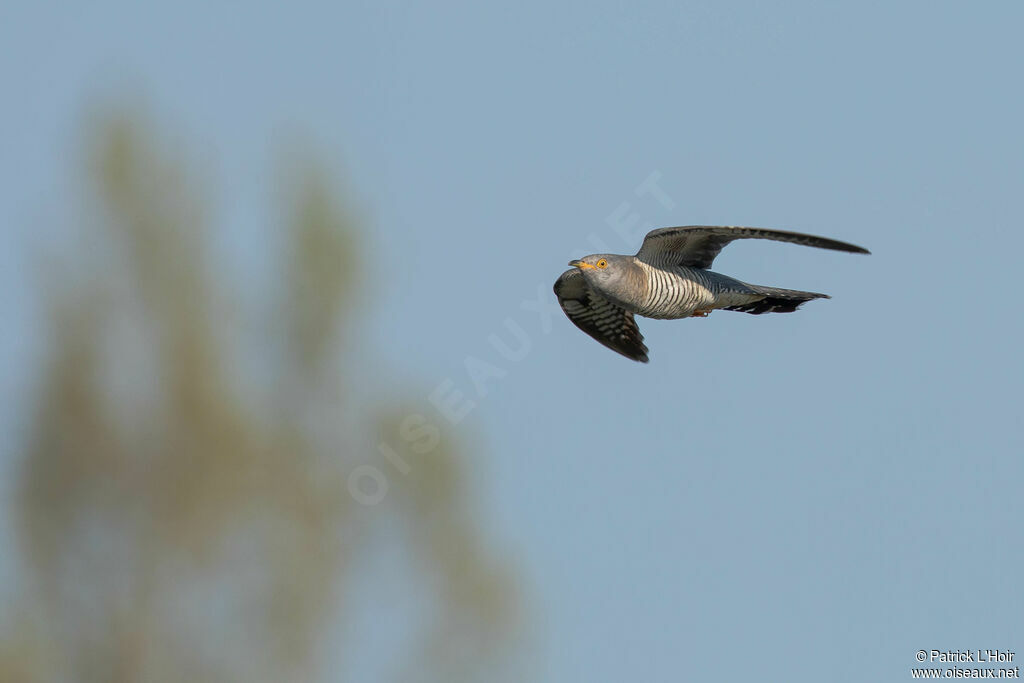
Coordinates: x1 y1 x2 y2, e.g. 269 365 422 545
569 254 631 290
569 252 622 276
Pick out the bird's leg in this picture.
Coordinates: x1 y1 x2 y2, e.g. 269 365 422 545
692 308 712 317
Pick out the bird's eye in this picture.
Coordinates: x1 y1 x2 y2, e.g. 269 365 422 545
597 259 608 269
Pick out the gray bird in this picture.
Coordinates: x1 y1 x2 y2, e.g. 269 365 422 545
553 226 870 362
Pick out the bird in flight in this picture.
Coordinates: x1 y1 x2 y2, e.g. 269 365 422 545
553 226 869 362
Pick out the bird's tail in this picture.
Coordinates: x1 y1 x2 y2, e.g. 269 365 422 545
724 284 830 315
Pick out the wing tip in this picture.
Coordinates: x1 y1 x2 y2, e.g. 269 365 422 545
611 342 648 363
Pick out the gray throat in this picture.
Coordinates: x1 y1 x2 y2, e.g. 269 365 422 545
599 257 649 311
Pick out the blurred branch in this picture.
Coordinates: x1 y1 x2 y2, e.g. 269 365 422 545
283 160 360 376
379 410 520 682
2 107 518 683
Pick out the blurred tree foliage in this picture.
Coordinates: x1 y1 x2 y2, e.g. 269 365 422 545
0 111 518 683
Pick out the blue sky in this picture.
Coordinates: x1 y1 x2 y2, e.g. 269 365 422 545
2 2 1023 681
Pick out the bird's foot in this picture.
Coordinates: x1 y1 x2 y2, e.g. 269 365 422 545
692 309 712 318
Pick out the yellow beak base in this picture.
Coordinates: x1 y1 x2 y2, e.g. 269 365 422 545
569 260 595 270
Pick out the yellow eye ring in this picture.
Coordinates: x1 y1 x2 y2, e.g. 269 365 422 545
596 259 608 269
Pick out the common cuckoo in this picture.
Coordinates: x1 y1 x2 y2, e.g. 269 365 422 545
553 226 870 362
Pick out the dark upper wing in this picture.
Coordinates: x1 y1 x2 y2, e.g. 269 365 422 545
553 268 648 363
634 226 870 269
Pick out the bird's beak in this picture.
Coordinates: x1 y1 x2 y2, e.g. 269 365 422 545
569 259 595 270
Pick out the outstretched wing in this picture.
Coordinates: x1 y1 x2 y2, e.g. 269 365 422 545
553 269 648 363
635 226 870 269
